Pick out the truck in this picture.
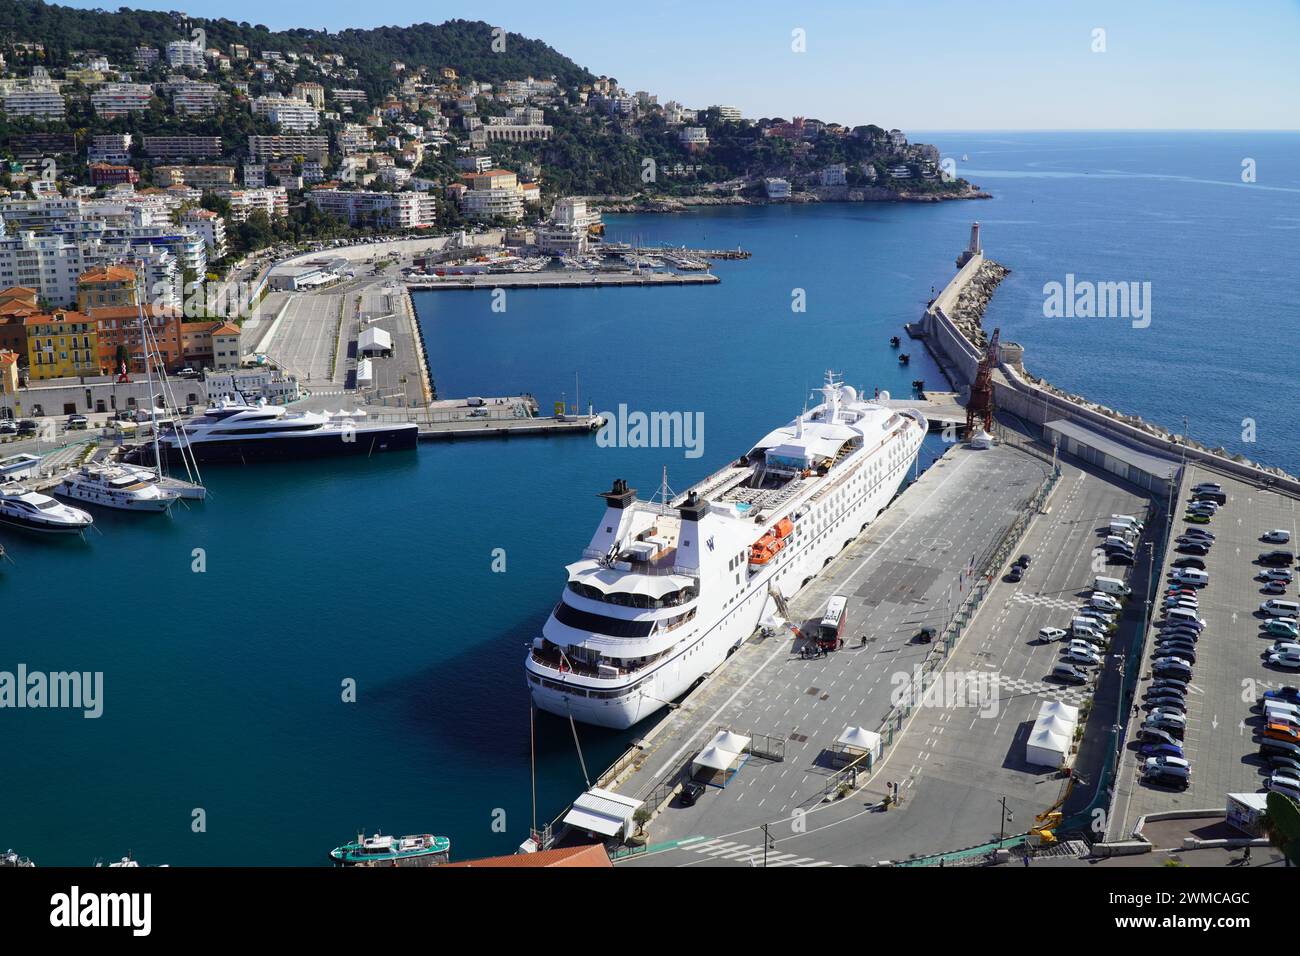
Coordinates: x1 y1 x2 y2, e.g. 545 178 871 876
1094 576 1132 598
466 396 486 408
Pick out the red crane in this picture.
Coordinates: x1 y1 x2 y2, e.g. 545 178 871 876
965 327 1001 438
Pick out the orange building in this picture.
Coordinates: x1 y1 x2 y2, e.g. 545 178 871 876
77 266 139 311
24 311 98 380
89 305 185 375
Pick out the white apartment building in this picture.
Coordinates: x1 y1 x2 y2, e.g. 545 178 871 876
291 82 325 108
217 187 289 223
179 208 228 260
91 83 154 117
88 134 133 165
243 163 266 187
458 170 524 222
0 231 84 306
0 195 84 234
169 81 223 115
715 105 742 121
165 40 206 70
248 135 329 162
819 164 848 187
3 85 66 120
253 95 319 131
306 189 436 229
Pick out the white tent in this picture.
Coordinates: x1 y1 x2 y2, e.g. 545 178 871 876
836 726 883 759
1026 725 1071 768
693 744 739 772
356 357 373 386
1026 699 1079 768
358 325 393 355
707 730 751 756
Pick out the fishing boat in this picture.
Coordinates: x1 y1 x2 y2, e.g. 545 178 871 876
55 463 178 512
329 832 451 867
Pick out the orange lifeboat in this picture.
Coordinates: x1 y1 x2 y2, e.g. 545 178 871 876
749 533 787 566
773 517 794 540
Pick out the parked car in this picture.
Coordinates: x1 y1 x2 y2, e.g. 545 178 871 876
1063 647 1101 666
0 421 16 435
1173 557 1207 570
1140 742 1185 759
1268 652 1300 670
1260 550 1296 567
1006 565 1024 583
1050 663 1088 685
16 419 37 435
1177 543 1211 556
1260 569 1295 583
1108 552 1135 565
1038 627 1068 643
678 781 705 807
1263 581 1290 595
1265 755 1300 776
1184 512 1211 524
1262 686 1300 705
1263 530 1293 544
1138 727 1180 746
1151 677 1190 693
1015 554 1031 568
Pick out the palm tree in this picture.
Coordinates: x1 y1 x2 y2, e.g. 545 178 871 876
1257 792 1300 867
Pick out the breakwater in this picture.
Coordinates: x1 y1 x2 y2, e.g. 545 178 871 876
912 233 1300 494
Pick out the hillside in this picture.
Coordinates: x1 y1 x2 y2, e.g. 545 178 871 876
0 2 594 97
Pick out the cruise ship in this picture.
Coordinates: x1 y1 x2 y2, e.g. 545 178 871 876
132 398 418 465
525 374 927 728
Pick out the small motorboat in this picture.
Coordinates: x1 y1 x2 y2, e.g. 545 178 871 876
889 336 901 348
898 353 911 366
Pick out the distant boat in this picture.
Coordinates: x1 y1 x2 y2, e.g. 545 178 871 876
962 153 969 162
898 353 911 366
329 832 451 866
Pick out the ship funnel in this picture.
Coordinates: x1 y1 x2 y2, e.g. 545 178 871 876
587 478 639 557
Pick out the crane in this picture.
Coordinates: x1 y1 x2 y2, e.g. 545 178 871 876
965 326 1001 439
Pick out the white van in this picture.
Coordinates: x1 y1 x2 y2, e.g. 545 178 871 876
1264 699 1300 720
1261 600 1300 618
1071 617 1103 638
1090 593 1122 613
1095 576 1132 598
1172 569 1210 586
1108 524 1138 541
1112 515 1144 531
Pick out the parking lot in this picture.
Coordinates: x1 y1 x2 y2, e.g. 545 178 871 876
1110 465 1300 837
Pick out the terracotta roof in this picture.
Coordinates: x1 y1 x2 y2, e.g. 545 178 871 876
78 266 137 284
0 350 18 366
0 301 37 317
23 310 92 327
442 844 612 868
87 305 182 321
0 286 39 302
210 322 241 336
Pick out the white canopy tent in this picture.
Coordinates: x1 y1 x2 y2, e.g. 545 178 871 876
692 731 751 787
1026 700 1079 768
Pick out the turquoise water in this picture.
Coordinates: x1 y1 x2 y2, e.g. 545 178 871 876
2 132 1295 865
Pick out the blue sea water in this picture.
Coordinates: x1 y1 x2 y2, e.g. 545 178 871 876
1 132 1295 865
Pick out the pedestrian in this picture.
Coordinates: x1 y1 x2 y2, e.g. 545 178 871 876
1023 853 1031 867
1243 846 1252 864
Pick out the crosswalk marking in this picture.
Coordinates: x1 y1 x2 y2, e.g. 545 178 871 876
685 839 846 867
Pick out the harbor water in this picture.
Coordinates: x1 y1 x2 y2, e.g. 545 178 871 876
1 131 1296 865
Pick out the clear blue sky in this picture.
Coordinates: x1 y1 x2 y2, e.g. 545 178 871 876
61 0 1300 129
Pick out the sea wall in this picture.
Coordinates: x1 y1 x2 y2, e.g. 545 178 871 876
918 247 1300 496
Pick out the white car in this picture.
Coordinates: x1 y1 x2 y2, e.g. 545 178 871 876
1263 530 1292 544
1260 569 1294 583
1064 647 1101 666
1069 639 1103 655
1039 627 1068 643
1268 652 1300 670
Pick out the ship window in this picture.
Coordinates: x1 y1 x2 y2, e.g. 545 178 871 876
553 602 656 638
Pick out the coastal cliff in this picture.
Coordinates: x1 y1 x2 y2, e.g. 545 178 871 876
594 184 991 214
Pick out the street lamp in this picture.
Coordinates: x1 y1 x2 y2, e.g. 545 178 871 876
997 796 1013 847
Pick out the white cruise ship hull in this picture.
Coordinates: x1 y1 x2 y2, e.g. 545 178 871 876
527 434 922 729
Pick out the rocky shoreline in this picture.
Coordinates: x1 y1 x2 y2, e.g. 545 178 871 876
593 184 990 214
947 259 1011 350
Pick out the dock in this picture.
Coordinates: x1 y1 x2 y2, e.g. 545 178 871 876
415 414 603 441
407 272 720 291
879 391 967 432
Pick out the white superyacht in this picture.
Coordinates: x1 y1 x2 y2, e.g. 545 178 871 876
56 463 179 512
525 374 927 728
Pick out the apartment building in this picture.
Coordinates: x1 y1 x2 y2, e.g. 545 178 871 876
24 310 98 380
0 232 85 307
217 187 288 222
247 135 329 162
306 189 435 229
178 208 228 260
91 82 154 117
459 169 525 222
88 134 133 165
3 85 66 120
142 135 222 159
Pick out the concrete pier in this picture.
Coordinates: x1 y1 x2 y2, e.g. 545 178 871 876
407 272 720 291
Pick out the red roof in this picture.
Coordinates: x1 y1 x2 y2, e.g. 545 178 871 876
442 844 612 868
